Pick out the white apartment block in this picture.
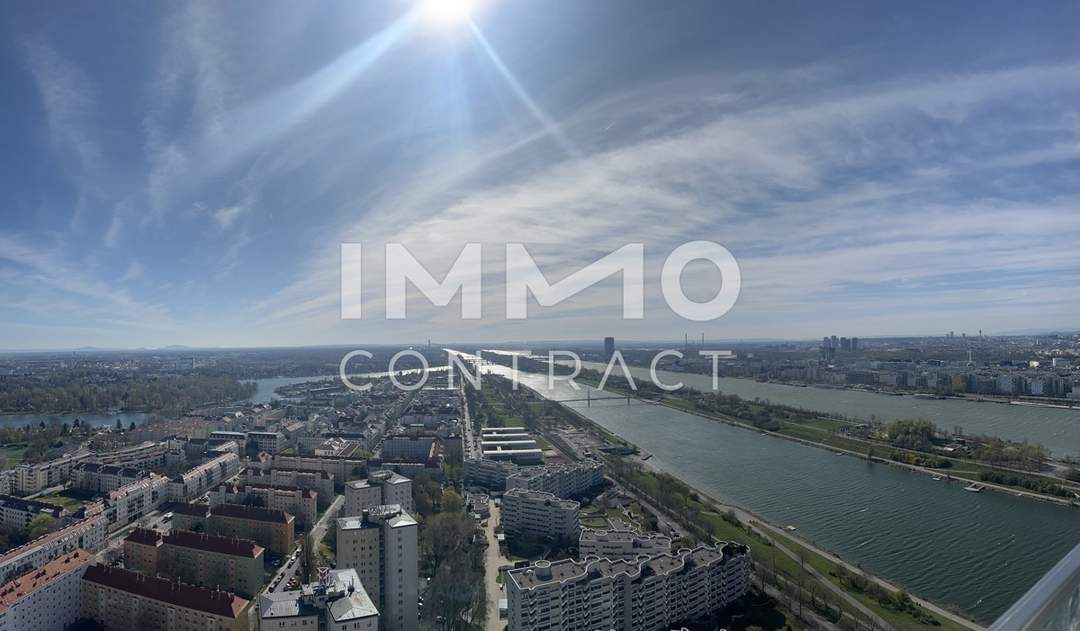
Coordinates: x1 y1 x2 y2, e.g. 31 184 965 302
247 431 285 454
72 464 146 493
167 452 241 502
208 482 317 527
0 496 64 535
0 515 106 585
0 549 94 631
0 472 13 497
504 459 605 499
344 470 413 517
14 452 90 495
89 441 168 470
242 467 335 508
336 505 418 631
97 475 170 530
578 528 672 560
273 454 367 485
259 568 378 631
507 543 751 631
500 489 580 542
463 458 517 490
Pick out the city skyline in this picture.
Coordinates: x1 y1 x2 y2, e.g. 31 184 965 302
3 1 1080 350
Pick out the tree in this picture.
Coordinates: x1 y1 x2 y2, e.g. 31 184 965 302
129 421 137 432
115 419 122 432
302 533 316 583
28 514 57 540
442 487 464 513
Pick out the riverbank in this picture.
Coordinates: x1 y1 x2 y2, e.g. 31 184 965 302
533 389 983 630
558 358 1080 459
466 351 1080 622
645 366 1080 411
659 398 1080 508
566 371 1080 508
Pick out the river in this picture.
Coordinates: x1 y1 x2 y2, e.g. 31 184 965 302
245 367 450 404
467 354 1080 624
565 360 1080 458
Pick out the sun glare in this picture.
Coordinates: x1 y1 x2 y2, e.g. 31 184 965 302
420 0 477 27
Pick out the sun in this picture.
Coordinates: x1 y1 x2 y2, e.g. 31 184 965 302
419 0 477 27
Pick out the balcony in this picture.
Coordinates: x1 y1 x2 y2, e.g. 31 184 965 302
990 543 1079 631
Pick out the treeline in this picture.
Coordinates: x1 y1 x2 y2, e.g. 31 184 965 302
978 470 1076 498
0 373 255 413
889 450 952 469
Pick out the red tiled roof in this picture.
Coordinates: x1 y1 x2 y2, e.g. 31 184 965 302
0 516 103 566
0 550 93 612
123 528 162 547
211 503 292 524
164 529 263 559
172 502 211 517
81 565 248 619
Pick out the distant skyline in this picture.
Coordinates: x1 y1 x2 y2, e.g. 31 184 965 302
2 1 1080 350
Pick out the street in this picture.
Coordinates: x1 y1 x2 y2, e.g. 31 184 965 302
482 502 510 631
267 493 343 593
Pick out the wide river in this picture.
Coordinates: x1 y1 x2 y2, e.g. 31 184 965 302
564 360 1080 458
467 354 1080 625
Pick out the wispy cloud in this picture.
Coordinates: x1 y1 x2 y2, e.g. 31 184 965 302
252 59 1080 341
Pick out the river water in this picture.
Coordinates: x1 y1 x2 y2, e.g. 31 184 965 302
467 354 1080 624
568 360 1080 458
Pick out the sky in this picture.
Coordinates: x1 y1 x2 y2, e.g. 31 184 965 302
1 0 1079 350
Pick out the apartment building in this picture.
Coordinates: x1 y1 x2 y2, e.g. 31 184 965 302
240 467 335 509
209 431 248 446
246 431 285 454
379 437 436 463
578 528 672 560
0 472 12 497
168 452 241 502
273 454 367 487
463 458 518 490
344 470 413 517
0 496 64 534
336 505 418 631
72 464 146 493
97 475 169 529
123 528 265 598
14 452 90 495
0 549 93 631
313 437 358 457
504 459 605 498
506 544 751 631
171 502 212 531
259 568 378 631
208 504 295 556
0 515 106 584
90 441 168 470
79 565 253 631
208 482 317 527
500 489 580 542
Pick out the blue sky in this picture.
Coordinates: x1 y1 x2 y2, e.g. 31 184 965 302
2 0 1079 349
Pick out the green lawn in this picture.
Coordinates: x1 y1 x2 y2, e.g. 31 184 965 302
38 491 90 512
0 444 28 467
